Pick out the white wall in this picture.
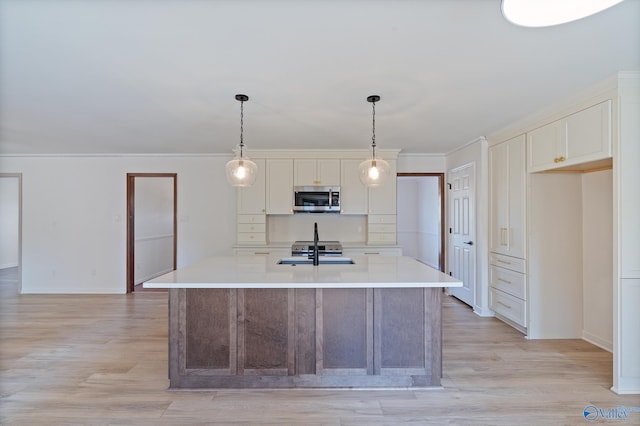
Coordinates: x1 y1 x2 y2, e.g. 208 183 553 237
527 170 613 344
134 177 175 284
417 177 441 269
397 176 441 269
582 169 613 351
397 178 420 258
0 155 236 294
398 153 446 173
268 214 366 243
446 138 490 316
528 173 584 339
0 175 20 269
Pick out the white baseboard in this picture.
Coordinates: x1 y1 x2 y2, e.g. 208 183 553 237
0 263 19 270
473 306 494 317
582 330 613 352
611 385 640 395
135 267 174 285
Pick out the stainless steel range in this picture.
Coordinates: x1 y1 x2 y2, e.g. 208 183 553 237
291 241 342 257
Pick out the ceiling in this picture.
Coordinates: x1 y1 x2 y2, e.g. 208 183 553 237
1 0 638 156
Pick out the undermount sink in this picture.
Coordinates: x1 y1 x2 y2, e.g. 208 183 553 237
278 256 354 265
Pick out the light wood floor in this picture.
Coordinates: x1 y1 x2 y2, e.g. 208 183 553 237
1 268 638 425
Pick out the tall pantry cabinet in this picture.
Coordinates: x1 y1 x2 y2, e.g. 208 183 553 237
488 135 527 332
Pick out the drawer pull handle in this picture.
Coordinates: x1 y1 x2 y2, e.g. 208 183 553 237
364 252 380 255
497 301 512 309
496 259 512 265
499 227 509 246
254 252 270 255
498 278 512 284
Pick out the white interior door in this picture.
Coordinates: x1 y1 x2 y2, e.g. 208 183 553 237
448 163 475 306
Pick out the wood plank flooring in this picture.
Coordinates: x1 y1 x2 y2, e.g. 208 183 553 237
1 267 639 425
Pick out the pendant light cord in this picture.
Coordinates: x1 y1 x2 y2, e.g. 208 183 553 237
371 100 377 159
239 99 245 158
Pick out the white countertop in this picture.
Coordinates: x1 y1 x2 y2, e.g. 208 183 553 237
143 255 462 289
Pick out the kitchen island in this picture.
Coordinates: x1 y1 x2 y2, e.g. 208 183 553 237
145 255 461 389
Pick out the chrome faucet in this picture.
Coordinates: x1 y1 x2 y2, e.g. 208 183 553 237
312 222 319 266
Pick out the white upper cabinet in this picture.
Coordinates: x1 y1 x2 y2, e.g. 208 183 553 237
527 121 563 172
565 100 612 161
294 159 340 186
528 100 611 172
340 159 368 214
237 158 266 215
489 135 526 259
368 160 397 215
266 159 294 215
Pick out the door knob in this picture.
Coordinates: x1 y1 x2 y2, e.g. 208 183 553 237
463 241 474 245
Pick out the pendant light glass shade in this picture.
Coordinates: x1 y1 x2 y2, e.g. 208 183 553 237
226 94 258 187
226 152 258 187
359 156 390 188
360 95 390 187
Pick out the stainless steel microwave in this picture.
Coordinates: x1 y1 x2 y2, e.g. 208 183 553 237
293 186 340 213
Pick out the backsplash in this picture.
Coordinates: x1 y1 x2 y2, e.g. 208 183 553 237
267 214 367 243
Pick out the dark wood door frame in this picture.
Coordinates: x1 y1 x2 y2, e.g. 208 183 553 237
126 173 177 293
397 173 446 272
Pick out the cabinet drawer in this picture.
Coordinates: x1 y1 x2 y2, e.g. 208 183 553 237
490 265 526 300
368 223 396 233
368 215 396 225
368 232 397 244
235 248 288 256
238 214 266 224
490 288 526 327
237 232 266 243
343 247 402 256
237 223 266 233
490 252 526 273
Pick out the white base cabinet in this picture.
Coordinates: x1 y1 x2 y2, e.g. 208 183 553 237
236 214 267 244
342 246 402 257
367 214 397 245
489 253 526 332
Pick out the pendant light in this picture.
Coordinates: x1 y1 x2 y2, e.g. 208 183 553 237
359 95 390 187
226 94 258 187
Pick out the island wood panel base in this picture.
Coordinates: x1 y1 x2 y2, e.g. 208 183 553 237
168 287 442 389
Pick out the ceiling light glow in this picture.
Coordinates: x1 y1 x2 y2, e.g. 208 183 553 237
501 0 624 27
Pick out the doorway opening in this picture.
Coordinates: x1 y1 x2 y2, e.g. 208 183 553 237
0 174 22 295
126 173 177 293
396 173 445 272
